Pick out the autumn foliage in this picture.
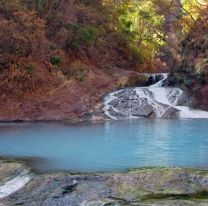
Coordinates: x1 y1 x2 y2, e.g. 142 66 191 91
0 0 208 99
0 0 134 97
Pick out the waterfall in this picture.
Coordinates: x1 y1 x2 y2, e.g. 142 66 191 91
103 74 208 119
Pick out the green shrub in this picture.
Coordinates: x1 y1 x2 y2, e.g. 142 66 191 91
64 61 90 81
50 55 62 67
25 64 34 74
173 73 183 85
15 47 25 57
65 24 100 50
79 26 98 44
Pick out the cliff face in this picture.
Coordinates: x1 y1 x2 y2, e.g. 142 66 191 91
169 6 208 110
0 0 143 121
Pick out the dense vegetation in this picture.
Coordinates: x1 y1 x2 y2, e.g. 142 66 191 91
170 4 208 89
0 0 208 98
0 0 131 97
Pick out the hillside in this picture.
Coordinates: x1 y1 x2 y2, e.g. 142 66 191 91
1 0 208 121
0 0 149 121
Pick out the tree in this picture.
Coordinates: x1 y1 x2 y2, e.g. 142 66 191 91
103 0 165 60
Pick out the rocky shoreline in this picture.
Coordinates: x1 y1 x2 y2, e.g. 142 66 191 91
1 160 208 206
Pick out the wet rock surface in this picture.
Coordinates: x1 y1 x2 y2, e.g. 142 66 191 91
1 161 208 206
103 73 208 120
104 88 156 119
103 87 181 119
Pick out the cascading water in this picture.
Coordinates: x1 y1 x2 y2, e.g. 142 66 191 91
103 73 208 119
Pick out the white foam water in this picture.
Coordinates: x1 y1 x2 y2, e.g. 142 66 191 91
0 171 31 199
104 73 208 119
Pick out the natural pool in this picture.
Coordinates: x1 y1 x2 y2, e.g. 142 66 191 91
0 119 208 173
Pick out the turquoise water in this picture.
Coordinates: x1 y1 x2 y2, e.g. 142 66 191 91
0 119 208 172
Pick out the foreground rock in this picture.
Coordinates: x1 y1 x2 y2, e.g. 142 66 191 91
1 161 208 206
0 161 31 199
